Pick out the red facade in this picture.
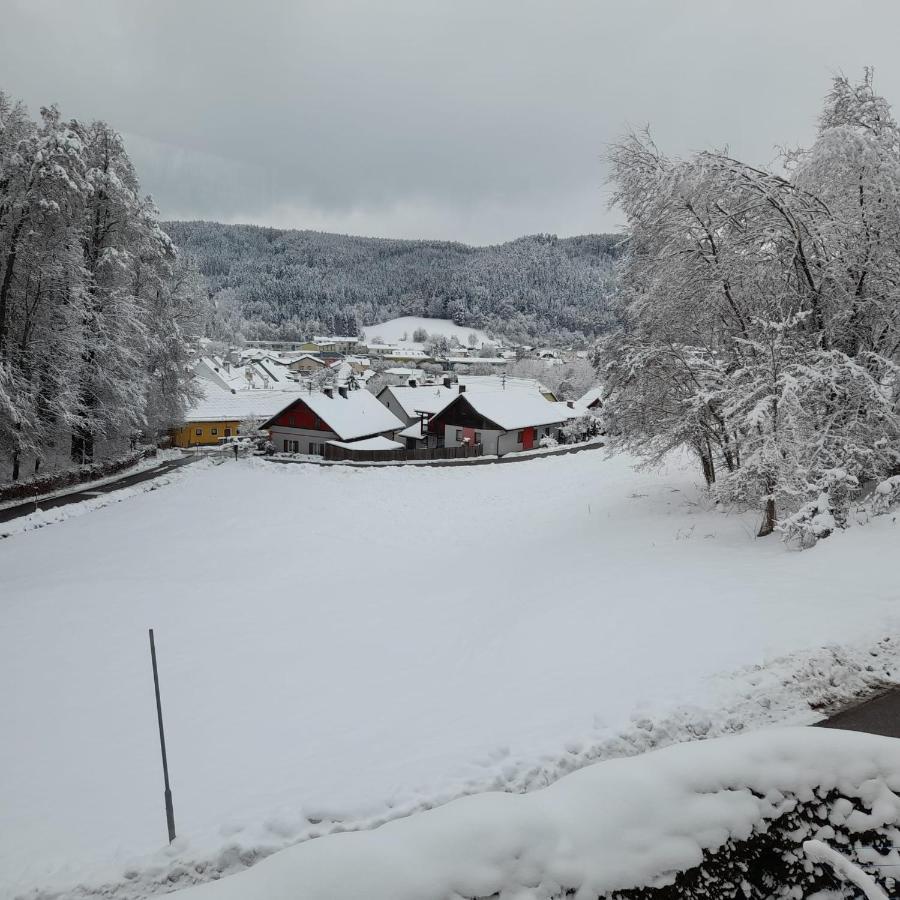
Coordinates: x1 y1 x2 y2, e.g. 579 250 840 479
270 400 328 431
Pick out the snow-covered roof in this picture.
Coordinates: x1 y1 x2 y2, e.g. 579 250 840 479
578 386 604 408
384 385 457 418
326 436 404 451
396 420 425 440
437 391 580 431
184 386 305 423
263 389 404 440
457 375 554 397
448 356 506 365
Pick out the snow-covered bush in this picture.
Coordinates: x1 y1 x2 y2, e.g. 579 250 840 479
779 469 859 549
872 475 900 516
539 435 558 449
561 414 602 444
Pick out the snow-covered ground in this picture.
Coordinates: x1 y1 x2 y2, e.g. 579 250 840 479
361 316 494 348
2 451 899 898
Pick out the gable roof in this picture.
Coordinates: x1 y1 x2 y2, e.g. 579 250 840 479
184 385 305 423
261 389 404 440
434 391 580 431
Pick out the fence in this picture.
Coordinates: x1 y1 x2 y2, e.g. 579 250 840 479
323 443 484 463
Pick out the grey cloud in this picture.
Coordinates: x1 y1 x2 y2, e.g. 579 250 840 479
2 0 899 243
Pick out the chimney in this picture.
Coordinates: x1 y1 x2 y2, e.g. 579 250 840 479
443 376 453 388
338 386 348 399
458 384 466 393
323 387 333 398
567 400 575 409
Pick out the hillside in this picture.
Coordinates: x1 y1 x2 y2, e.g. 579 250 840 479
164 221 621 345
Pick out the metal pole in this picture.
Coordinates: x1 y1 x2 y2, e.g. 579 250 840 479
149 628 176 843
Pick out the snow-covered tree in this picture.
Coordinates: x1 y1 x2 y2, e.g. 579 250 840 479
598 72 900 539
0 91 206 480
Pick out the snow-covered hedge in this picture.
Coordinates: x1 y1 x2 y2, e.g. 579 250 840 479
172 728 900 900
0 447 156 504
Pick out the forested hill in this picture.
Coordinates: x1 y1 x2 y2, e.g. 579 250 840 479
164 221 621 344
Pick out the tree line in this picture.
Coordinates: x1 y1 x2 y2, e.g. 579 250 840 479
164 222 621 346
0 91 207 481
598 71 900 543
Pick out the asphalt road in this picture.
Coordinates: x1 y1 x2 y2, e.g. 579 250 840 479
817 689 900 738
0 454 196 524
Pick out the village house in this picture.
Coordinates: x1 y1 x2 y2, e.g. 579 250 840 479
312 335 360 354
426 387 580 455
172 386 299 448
260 388 404 455
287 354 328 374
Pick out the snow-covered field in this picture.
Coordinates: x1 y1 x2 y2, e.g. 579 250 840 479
361 316 493 348
2 451 899 898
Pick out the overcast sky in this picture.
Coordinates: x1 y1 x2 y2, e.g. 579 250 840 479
2 1 900 244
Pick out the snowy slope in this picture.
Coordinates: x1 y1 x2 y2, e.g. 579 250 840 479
361 316 493 348
1 452 899 898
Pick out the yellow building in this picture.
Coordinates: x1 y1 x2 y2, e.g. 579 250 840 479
172 420 241 447
173 387 297 448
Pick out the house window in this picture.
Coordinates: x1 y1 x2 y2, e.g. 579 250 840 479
516 431 524 443
455 429 462 441
224 428 232 437
474 432 481 444
283 439 290 451
195 428 202 436
211 427 218 436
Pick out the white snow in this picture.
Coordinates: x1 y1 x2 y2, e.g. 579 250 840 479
168 728 900 900
326 436 404 451
361 316 494 349
2 451 900 898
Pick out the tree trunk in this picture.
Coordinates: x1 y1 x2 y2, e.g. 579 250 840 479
757 497 777 537
71 428 94 465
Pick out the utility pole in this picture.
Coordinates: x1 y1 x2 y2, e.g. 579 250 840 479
148 628 176 843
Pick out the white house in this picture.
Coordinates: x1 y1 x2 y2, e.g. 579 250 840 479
426 387 580 455
260 388 404 455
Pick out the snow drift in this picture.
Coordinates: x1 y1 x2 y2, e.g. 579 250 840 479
171 727 900 900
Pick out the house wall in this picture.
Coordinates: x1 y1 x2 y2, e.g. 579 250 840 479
442 422 565 455
288 358 325 373
172 420 241 447
268 425 339 455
